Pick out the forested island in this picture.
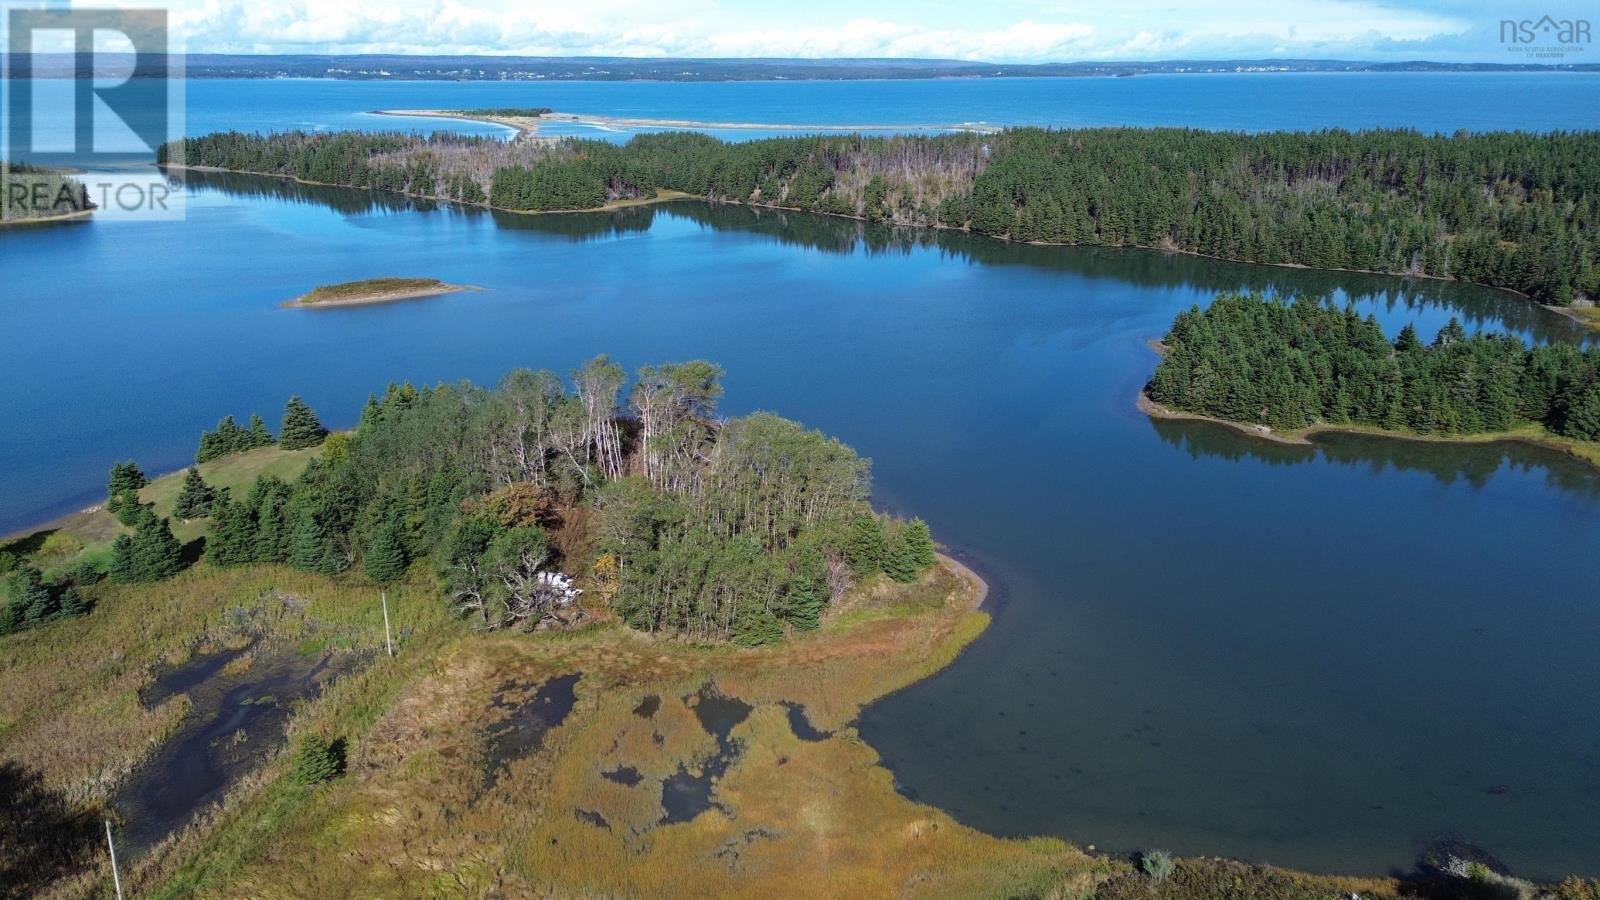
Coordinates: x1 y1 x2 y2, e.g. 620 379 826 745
1 163 92 225
1144 293 1600 462
164 126 1600 305
284 277 472 308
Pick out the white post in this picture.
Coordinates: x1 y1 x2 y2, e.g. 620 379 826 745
105 819 124 900
381 591 394 657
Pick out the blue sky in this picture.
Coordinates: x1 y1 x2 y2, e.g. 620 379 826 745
94 0 1600 61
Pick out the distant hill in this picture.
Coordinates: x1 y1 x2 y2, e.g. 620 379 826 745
15 53 1600 81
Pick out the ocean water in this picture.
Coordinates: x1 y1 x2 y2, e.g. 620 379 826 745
4 73 1600 880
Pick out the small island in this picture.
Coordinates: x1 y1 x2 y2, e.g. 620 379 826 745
283 277 474 308
1143 293 1600 468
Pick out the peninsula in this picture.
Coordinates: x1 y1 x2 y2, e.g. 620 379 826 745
283 277 474 308
5 361 1507 899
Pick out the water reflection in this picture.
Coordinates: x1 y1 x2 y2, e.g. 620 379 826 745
176 169 1592 347
1150 418 1600 499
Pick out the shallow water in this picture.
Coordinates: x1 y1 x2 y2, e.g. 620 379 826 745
484 674 581 786
6 171 1600 877
113 644 352 854
662 685 752 824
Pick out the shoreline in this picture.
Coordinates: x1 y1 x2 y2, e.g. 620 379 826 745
167 148 1569 322
933 551 990 611
1138 389 1600 467
0 208 94 228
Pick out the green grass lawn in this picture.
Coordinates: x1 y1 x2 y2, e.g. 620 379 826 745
2 444 320 574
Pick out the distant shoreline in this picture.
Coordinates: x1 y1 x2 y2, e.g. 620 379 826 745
373 107 1003 138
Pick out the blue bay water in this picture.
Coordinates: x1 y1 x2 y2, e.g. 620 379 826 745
3 73 1600 880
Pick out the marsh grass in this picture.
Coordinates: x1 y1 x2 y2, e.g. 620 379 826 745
14 557 1413 899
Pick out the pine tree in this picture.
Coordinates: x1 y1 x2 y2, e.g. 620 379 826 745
1394 323 1422 353
58 586 90 618
173 467 218 519
134 517 185 581
357 393 382 434
732 603 785 647
108 534 137 583
279 396 328 450
107 460 148 500
112 489 150 527
113 515 185 582
254 494 290 563
844 515 887 576
290 513 343 574
248 413 274 448
9 566 57 624
363 517 408 583
782 545 829 630
290 733 345 785
884 525 921 584
903 518 937 571
206 498 259 566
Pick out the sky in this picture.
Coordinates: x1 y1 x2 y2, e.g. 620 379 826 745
15 0 1600 62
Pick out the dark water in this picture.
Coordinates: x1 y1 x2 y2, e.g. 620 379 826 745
484 674 581 786
113 644 349 854
783 702 832 743
662 684 752 824
5 172 1600 877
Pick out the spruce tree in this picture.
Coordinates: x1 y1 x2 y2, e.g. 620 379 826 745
362 517 408 583
113 515 185 582
732 603 785 647
58 586 90 618
9 566 56 624
884 525 921 584
290 734 344 785
108 534 137 583
254 495 290 563
844 514 887 576
357 393 382 434
1394 323 1422 353
903 518 937 571
206 498 259 566
248 413 274 448
783 545 829 630
290 513 341 574
107 460 148 500
279 396 328 450
133 517 185 581
173 467 217 519
112 489 150 527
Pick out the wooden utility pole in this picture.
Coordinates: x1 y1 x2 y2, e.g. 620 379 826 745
105 820 124 900
381 591 394 657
